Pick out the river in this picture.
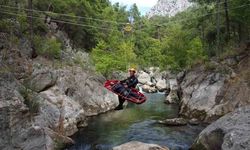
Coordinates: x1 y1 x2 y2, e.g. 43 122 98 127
66 93 205 150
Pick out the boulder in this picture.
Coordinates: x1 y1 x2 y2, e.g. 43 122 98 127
142 84 157 93
145 81 155 87
165 78 179 104
156 79 168 92
18 127 55 150
169 79 178 91
37 86 85 136
138 71 151 84
158 118 187 126
113 141 169 150
165 90 179 104
148 67 162 81
191 106 250 150
56 67 118 116
179 70 225 122
188 118 200 125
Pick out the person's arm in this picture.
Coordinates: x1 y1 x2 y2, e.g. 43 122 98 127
120 78 127 84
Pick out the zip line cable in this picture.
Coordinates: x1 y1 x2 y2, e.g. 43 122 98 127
0 0 240 26
0 10 116 31
0 3 249 31
0 4 128 25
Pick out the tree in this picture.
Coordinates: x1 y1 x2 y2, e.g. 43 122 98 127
129 3 140 22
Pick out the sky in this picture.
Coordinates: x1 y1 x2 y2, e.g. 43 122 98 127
110 0 158 15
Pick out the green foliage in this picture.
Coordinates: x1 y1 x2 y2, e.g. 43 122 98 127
187 37 207 66
34 36 62 59
54 139 65 150
137 37 162 67
1 0 249 76
0 19 12 32
92 39 136 76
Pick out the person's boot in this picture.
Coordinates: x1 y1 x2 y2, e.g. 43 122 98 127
114 105 123 110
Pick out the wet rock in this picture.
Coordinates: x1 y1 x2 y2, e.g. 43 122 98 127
188 118 200 125
165 90 179 104
165 78 179 104
191 106 250 150
27 68 58 92
142 84 157 93
113 141 169 150
158 118 187 126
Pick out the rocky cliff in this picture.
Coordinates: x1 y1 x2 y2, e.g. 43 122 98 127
175 45 250 149
146 0 191 18
0 27 118 149
178 48 250 123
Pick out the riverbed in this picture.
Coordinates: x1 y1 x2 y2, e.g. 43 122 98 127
66 94 205 150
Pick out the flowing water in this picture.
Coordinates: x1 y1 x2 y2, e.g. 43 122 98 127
66 94 205 150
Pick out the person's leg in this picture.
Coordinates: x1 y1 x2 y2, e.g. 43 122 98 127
114 96 125 110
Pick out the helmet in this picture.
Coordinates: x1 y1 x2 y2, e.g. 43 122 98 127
128 68 136 73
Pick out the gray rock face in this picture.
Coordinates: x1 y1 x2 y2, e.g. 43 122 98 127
179 69 225 121
156 79 168 92
56 67 118 116
158 118 187 126
191 106 250 150
165 78 179 104
165 90 179 104
0 61 118 149
1 27 119 150
146 0 191 18
27 68 58 92
138 71 151 84
0 72 57 150
36 86 85 136
137 68 169 93
113 141 169 150
179 51 250 122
